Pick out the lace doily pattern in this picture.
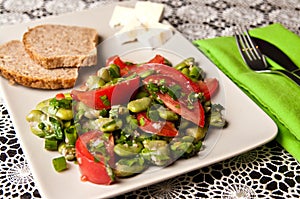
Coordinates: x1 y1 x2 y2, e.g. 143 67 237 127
117 142 300 198
171 0 300 40
1 0 300 38
0 103 41 198
0 0 300 198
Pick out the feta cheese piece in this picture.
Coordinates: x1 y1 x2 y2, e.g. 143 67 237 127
137 23 174 48
134 1 164 24
115 17 146 43
110 1 171 47
109 5 135 28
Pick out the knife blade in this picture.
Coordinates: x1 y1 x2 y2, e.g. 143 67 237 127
251 37 300 77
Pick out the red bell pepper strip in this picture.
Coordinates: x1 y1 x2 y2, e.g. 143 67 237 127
55 93 65 100
71 76 140 110
106 55 137 76
137 112 178 137
147 54 171 65
107 54 171 76
75 130 115 185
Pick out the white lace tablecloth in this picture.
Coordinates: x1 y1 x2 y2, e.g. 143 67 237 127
1 0 300 198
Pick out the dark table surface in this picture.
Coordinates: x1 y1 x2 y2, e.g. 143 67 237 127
1 0 299 198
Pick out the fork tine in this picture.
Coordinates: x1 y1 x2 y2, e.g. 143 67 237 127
242 26 262 60
235 28 252 61
236 27 256 61
235 25 269 70
235 26 260 61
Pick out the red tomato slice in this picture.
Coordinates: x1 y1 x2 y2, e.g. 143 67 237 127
75 130 115 185
142 72 205 127
143 74 191 96
198 78 219 100
71 76 140 110
137 112 178 137
129 63 219 99
127 63 202 91
157 93 205 127
108 54 171 76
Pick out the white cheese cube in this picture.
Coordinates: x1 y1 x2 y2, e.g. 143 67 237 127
110 1 170 47
134 1 164 24
137 23 174 48
109 5 135 28
115 18 146 44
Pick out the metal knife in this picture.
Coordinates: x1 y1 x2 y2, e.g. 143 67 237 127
251 37 300 77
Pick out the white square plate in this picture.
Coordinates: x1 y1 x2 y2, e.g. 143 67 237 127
0 2 277 199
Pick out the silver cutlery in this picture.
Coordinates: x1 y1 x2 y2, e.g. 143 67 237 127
250 37 300 76
235 26 300 86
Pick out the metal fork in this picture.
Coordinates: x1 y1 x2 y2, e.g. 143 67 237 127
235 26 300 86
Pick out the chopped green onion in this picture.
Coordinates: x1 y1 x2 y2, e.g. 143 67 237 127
139 69 155 78
99 109 108 117
45 139 58 151
100 95 110 106
64 126 77 146
139 117 145 126
52 156 68 172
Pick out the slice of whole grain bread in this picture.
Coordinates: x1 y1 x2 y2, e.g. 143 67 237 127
0 40 78 89
22 24 99 69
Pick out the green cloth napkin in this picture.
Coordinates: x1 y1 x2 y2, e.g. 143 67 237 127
193 23 300 162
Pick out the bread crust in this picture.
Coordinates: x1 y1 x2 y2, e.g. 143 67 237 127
22 24 99 69
0 40 78 90
0 66 77 89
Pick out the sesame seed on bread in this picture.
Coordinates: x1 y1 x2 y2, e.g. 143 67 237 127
22 24 99 69
0 40 78 89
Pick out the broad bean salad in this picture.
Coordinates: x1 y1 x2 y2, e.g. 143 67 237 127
26 54 226 185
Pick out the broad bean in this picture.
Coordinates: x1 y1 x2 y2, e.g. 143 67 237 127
26 110 46 122
58 142 76 161
142 140 171 166
55 108 73 120
127 97 151 113
174 57 195 70
35 99 51 110
114 142 143 157
91 118 122 132
114 157 145 177
186 126 207 141
86 75 106 89
158 108 178 121
189 66 202 80
97 68 111 82
26 110 48 137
